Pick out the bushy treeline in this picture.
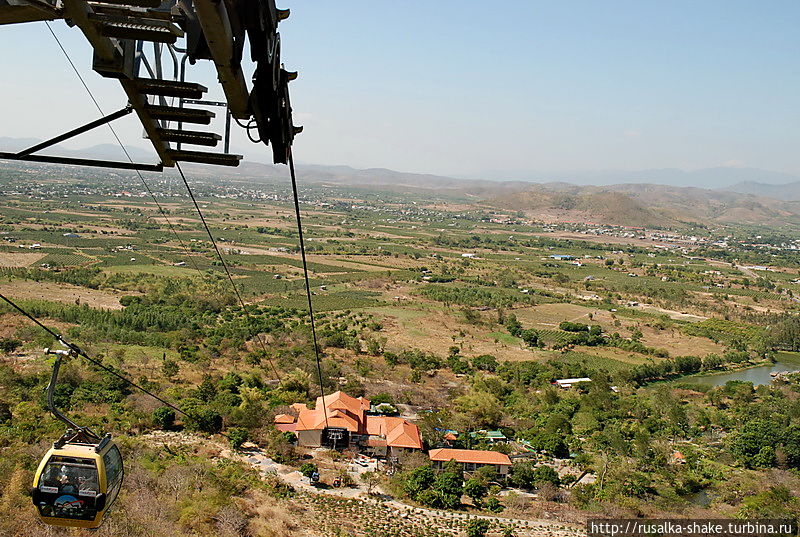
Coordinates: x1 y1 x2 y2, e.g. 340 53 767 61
0 266 104 288
416 357 800 516
419 284 533 308
619 350 764 385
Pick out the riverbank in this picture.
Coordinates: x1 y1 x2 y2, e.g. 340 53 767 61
657 351 800 387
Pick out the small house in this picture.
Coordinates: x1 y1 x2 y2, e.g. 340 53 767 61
554 377 592 389
428 448 512 478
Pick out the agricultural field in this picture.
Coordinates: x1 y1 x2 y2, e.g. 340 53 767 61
1 170 797 374
3 167 800 535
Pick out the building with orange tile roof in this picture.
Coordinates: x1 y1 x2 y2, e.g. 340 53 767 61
276 391 423 456
428 448 512 477
290 402 309 413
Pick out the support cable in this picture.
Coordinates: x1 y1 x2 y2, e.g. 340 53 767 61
45 22 201 273
174 162 281 382
0 292 192 421
288 150 328 430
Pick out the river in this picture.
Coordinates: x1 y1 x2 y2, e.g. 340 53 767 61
681 352 800 387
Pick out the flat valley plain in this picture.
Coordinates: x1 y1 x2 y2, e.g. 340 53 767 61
2 164 800 536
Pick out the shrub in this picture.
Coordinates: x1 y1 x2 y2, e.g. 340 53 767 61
228 427 248 450
485 496 504 512
467 519 490 537
300 462 318 478
187 407 223 434
0 338 22 354
472 354 498 372
152 406 176 430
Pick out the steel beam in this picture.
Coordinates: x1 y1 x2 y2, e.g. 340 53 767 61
60 0 175 166
192 0 250 118
0 152 163 171
15 105 133 157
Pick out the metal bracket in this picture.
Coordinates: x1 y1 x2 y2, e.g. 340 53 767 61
0 105 164 171
44 345 101 443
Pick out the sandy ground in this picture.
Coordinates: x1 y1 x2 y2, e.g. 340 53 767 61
374 303 544 362
0 280 123 309
632 304 707 322
0 252 46 268
235 246 399 272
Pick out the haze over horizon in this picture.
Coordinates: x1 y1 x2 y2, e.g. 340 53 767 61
0 1 798 182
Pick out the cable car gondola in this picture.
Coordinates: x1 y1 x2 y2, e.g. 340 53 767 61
30 346 123 529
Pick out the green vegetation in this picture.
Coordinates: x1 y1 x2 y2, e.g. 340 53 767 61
3 172 800 531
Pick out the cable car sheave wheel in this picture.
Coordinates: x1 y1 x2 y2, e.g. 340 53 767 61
31 346 124 529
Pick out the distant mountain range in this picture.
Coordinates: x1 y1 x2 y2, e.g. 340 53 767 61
2 136 799 192
462 167 800 190
486 183 800 228
3 136 800 229
0 137 156 162
724 181 800 202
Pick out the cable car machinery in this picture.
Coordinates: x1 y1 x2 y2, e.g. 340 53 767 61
0 0 317 529
0 0 301 169
30 344 124 529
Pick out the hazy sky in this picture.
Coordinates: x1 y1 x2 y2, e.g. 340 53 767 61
0 1 798 178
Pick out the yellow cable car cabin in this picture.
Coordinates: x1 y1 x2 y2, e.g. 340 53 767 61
31 431 123 529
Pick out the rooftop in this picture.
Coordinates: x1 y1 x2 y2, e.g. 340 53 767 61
428 448 512 466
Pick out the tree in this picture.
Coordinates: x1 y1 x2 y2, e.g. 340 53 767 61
361 471 380 495
521 329 540 347
505 314 523 338
404 465 435 499
152 406 175 430
485 496 504 512
466 519 490 537
730 418 785 468
281 368 311 397
197 374 218 402
675 355 702 374
257 427 296 464
509 461 537 489
162 358 179 379
532 465 561 486
738 486 800 519
0 337 22 354
228 427 248 450
454 391 503 429
300 463 318 479
188 408 223 434
527 432 569 458
464 477 489 506
431 461 464 509
0 402 12 424
472 354 498 372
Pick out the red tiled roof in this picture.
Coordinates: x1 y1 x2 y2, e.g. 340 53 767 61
385 420 423 450
315 391 370 415
296 407 364 433
274 413 296 424
292 391 420 449
290 402 308 413
428 448 511 466
276 423 297 433
366 416 422 450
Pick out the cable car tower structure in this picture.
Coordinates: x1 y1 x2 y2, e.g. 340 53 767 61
0 0 300 169
0 0 304 527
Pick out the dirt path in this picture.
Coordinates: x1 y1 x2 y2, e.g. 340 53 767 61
143 431 585 536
